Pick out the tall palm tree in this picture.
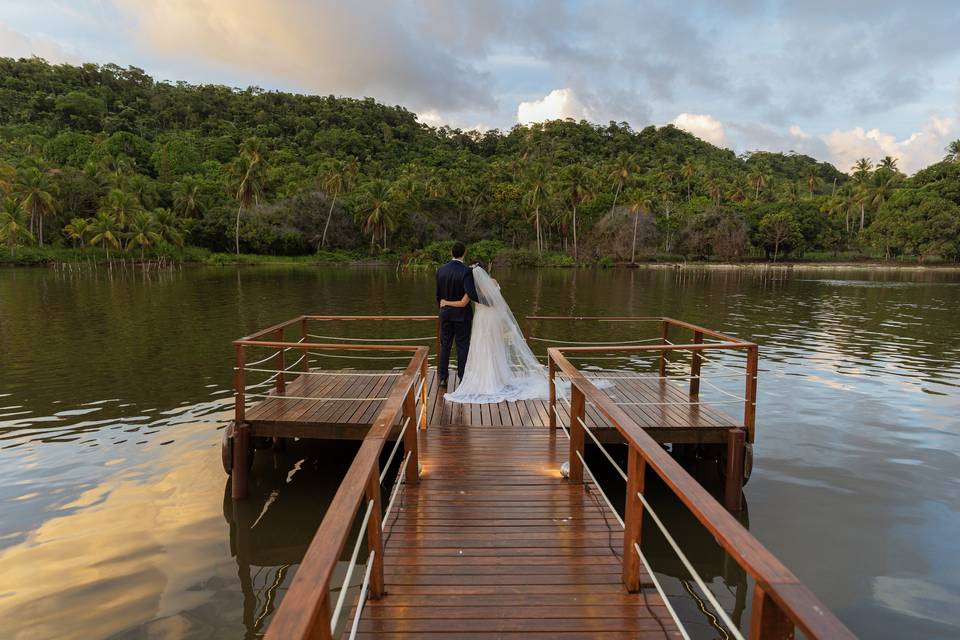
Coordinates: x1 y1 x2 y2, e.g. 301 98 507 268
852 157 873 178
231 140 267 255
870 171 899 209
153 208 186 247
63 217 90 248
523 164 549 254
87 211 122 262
680 161 695 200
0 198 34 256
607 153 639 216
851 158 873 232
13 167 58 245
318 156 358 249
559 164 593 260
354 179 397 250
805 169 818 198
99 188 142 228
878 156 899 172
748 164 769 199
626 190 654 264
126 211 162 261
0 162 14 196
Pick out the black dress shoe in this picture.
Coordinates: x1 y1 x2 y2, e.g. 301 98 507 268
439 378 448 387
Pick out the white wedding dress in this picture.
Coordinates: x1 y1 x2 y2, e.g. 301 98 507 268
444 267 549 404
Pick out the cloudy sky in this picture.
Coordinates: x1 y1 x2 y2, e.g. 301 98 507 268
2 0 959 173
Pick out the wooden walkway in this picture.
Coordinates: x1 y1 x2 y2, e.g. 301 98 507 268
355 425 682 639
246 368 741 444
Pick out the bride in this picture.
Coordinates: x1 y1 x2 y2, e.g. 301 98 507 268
440 266 549 404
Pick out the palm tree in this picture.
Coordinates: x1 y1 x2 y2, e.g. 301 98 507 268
354 179 397 250
870 171 899 209
607 153 639 216
231 139 267 255
63 217 90 248
153 208 186 247
944 139 960 162
559 164 593 260
626 190 654 264
748 164 769 199
0 198 34 256
523 164 549 254
805 169 818 198
172 178 204 219
99 188 143 228
0 162 14 196
851 158 873 232
878 156 899 172
126 211 162 261
13 167 57 245
852 157 873 178
680 161 695 199
318 156 358 249
87 212 122 262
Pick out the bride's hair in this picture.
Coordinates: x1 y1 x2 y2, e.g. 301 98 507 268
470 261 487 271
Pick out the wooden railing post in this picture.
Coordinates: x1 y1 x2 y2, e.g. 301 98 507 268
235 343 246 424
744 344 759 443
548 355 557 429
300 317 309 372
232 343 249 500
622 446 646 592
419 358 428 430
568 384 585 484
403 385 420 482
689 330 703 398
365 467 385 599
749 585 794 639
724 428 745 512
659 320 669 378
274 328 286 394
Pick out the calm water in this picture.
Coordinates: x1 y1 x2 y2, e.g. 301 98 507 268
1 265 958 639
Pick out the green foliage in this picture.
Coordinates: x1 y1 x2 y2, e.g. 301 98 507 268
0 57 957 264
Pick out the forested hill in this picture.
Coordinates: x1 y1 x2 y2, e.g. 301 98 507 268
1 57 958 264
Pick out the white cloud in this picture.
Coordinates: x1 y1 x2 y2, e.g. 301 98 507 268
670 112 728 147
789 125 811 140
0 21 77 62
823 116 955 174
517 88 591 124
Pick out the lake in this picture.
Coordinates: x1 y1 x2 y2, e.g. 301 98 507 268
1 264 958 639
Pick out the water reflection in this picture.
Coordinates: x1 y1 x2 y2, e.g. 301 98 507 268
1 265 958 638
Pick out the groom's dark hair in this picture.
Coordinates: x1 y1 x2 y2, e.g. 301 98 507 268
451 241 466 258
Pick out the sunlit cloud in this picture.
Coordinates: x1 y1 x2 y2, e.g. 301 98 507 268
517 88 591 124
670 112 728 147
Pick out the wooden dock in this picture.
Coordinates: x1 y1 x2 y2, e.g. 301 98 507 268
224 316 853 640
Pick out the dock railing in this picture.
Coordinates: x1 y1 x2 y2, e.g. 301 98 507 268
547 345 854 639
527 316 759 443
261 346 429 640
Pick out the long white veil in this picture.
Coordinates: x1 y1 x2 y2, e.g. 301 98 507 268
472 267 544 377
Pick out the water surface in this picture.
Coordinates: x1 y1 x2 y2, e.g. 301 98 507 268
1 265 958 638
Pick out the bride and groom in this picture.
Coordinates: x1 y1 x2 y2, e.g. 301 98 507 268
436 242 548 404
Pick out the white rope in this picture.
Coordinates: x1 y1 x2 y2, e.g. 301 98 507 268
382 451 413 525
637 490 746 640
243 393 389 402
634 542 692 640
611 399 744 406
244 351 282 367
380 418 410 484
241 367 402 377
347 549 375 640
307 333 436 342
577 416 627 482
330 499 374 634
309 351 413 360
529 337 662 345
700 378 750 402
575 450 625 529
285 354 306 370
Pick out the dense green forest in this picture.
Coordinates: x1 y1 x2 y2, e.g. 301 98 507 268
1 57 959 266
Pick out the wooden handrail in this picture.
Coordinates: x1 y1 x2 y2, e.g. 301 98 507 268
264 346 428 640
525 315 750 345
549 347 854 639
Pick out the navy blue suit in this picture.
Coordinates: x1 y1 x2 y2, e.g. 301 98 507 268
435 259 479 382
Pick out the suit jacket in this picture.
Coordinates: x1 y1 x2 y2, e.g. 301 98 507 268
436 259 479 323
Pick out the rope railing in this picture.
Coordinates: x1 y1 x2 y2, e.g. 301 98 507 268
329 499 375 634
307 333 437 342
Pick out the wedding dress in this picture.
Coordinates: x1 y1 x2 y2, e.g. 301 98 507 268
444 267 549 404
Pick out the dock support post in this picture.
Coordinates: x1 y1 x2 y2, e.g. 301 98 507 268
231 423 250 500
749 585 794 639
365 468 385 599
744 345 759 444
622 446 646 591
274 328 285 394
403 386 420 482
689 330 703 398
419 359 428 431
724 428 745 512
568 385 585 484
300 317 309 372
659 320 669 378
548 355 556 429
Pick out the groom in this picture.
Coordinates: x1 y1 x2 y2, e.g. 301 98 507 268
436 241 479 388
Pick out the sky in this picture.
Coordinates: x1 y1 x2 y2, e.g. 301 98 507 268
2 0 959 174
